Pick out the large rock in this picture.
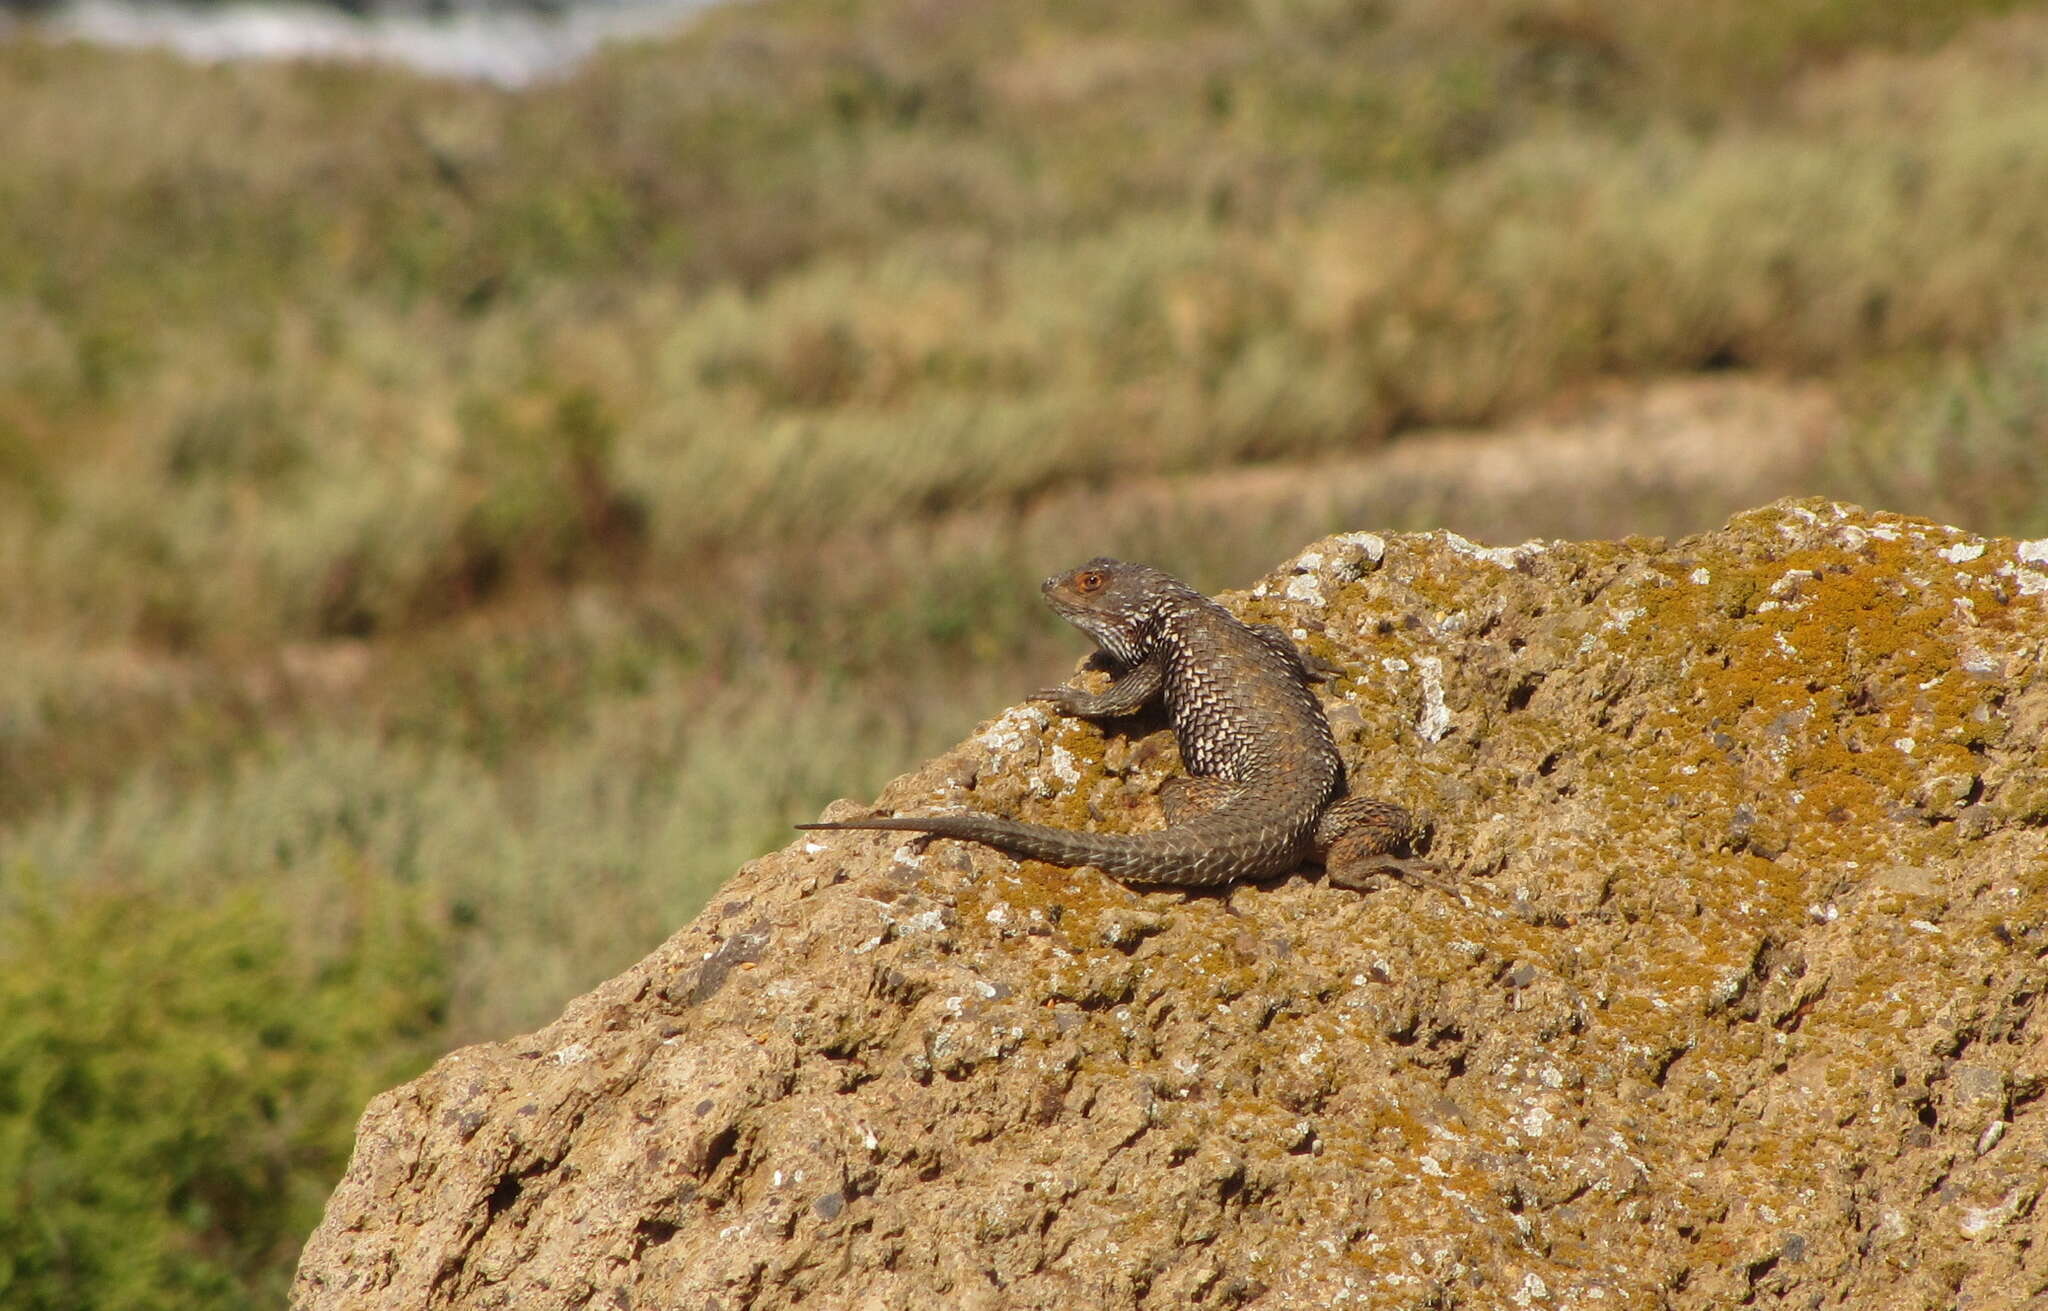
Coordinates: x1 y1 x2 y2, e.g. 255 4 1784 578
294 500 2046 1309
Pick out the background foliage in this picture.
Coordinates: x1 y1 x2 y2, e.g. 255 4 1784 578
4 0 2048 1303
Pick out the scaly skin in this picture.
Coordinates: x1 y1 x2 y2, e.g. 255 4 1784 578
799 558 1422 887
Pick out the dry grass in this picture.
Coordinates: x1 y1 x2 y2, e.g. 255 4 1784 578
12 29 2048 649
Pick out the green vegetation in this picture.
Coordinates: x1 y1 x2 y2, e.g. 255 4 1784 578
5 0 2048 1304
0 868 445 1308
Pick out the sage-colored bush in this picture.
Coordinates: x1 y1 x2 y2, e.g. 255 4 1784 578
0 868 448 1309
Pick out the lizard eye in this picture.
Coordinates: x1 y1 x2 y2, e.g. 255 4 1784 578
1076 570 1106 593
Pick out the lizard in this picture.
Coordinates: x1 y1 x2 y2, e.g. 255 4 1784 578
798 557 1432 890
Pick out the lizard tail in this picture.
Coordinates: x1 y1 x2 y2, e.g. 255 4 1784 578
797 812 1294 886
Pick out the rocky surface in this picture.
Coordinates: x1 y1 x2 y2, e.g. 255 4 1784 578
294 500 2046 1310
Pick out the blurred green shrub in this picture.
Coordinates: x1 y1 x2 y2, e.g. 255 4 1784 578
0 866 448 1310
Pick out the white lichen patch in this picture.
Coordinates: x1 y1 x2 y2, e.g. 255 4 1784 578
895 908 949 935
1995 538 2048 596
1690 567 1711 585
1767 569 1814 601
976 705 1050 771
1442 531 1546 569
1961 649 2002 676
1957 1189 2025 1238
1939 541 1986 564
549 1043 594 1066
1576 599 1650 653
1516 1105 1554 1138
1284 532 1386 586
1335 531 1387 564
1416 656 1452 742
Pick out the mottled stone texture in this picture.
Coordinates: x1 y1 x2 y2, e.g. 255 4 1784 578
295 500 2045 1310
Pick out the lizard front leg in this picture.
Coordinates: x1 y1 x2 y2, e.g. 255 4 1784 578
1035 653 1164 718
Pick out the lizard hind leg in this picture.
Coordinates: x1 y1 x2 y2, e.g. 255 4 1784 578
1313 794 1452 895
1155 775 1240 825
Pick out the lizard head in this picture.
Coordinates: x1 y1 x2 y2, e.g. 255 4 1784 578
1042 558 1189 662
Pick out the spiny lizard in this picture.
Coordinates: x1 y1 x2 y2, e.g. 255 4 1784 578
799 558 1427 888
